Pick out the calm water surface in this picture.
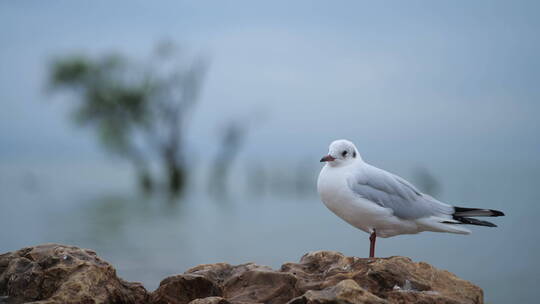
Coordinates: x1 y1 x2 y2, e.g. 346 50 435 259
0 160 538 304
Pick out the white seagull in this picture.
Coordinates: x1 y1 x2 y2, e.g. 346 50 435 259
317 139 504 258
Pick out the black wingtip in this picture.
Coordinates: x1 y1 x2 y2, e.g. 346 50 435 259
481 221 497 227
453 216 498 227
454 206 505 217
491 210 505 217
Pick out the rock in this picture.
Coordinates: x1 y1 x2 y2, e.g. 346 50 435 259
0 244 147 304
287 279 387 304
280 251 483 304
1 244 483 304
151 251 482 304
188 297 231 304
162 262 299 304
149 274 222 304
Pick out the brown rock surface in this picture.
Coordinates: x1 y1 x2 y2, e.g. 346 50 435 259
287 279 387 304
150 274 222 304
188 297 232 304
280 251 483 304
0 244 147 304
151 251 482 304
1 244 483 304
185 262 299 304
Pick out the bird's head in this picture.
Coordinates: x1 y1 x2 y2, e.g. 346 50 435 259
320 139 361 167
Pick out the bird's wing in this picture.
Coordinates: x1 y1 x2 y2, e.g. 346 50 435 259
348 164 453 219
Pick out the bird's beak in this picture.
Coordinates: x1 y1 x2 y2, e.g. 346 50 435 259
320 155 336 162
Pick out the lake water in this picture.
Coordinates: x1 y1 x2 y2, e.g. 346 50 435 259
0 160 538 303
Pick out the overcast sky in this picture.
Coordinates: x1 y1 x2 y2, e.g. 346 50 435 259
1 0 538 166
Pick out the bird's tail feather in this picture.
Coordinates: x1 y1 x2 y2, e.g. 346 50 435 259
416 217 471 235
453 206 504 217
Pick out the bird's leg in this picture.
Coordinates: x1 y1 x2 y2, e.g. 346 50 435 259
369 230 376 258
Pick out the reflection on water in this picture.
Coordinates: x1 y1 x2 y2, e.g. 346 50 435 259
0 161 539 304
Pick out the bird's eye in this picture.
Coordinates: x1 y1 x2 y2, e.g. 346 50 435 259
342 151 348 157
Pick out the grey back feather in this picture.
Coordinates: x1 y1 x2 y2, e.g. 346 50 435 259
348 164 453 219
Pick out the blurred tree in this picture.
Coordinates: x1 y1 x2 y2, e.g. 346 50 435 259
208 120 248 197
208 109 267 197
49 42 207 195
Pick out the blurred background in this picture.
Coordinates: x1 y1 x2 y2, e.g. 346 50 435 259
1 1 539 303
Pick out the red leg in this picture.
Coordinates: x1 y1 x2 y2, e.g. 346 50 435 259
369 230 376 258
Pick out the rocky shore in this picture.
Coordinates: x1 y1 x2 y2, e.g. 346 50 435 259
0 244 483 304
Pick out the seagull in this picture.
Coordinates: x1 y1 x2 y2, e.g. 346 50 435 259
317 139 504 258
